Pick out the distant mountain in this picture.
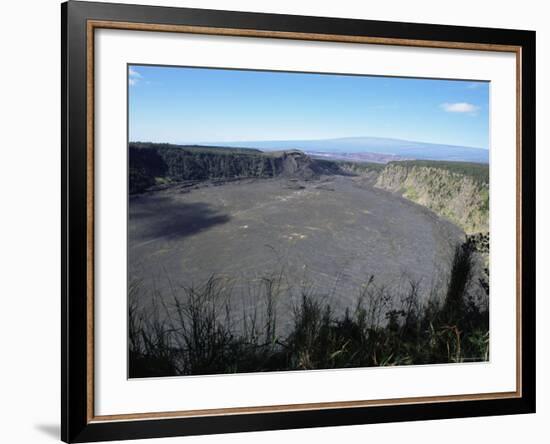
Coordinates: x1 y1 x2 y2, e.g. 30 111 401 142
202 137 489 164
306 151 411 164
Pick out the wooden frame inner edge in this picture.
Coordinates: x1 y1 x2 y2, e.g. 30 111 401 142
86 20 95 424
85 19 523 423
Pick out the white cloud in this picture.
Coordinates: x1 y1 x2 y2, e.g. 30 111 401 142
129 68 142 78
128 68 142 86
441 102 479 113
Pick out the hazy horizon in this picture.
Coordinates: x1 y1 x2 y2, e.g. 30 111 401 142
128 135 489 151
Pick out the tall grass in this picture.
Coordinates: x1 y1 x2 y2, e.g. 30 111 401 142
129 242 488 378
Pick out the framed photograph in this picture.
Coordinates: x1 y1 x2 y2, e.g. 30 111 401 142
61 1 536 442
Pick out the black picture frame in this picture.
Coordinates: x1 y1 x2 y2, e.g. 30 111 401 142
62 1 536 442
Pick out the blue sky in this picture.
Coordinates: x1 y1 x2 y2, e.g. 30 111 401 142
128 64 490 149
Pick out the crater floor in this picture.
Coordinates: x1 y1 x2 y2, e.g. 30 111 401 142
129 176 465 330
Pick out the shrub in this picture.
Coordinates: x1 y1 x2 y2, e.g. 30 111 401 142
129 241 488 377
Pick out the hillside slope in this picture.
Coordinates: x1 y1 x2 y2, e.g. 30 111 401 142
129 143 343 193
374 161 489 234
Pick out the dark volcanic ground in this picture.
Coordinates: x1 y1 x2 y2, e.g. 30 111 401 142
129 176 465 332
